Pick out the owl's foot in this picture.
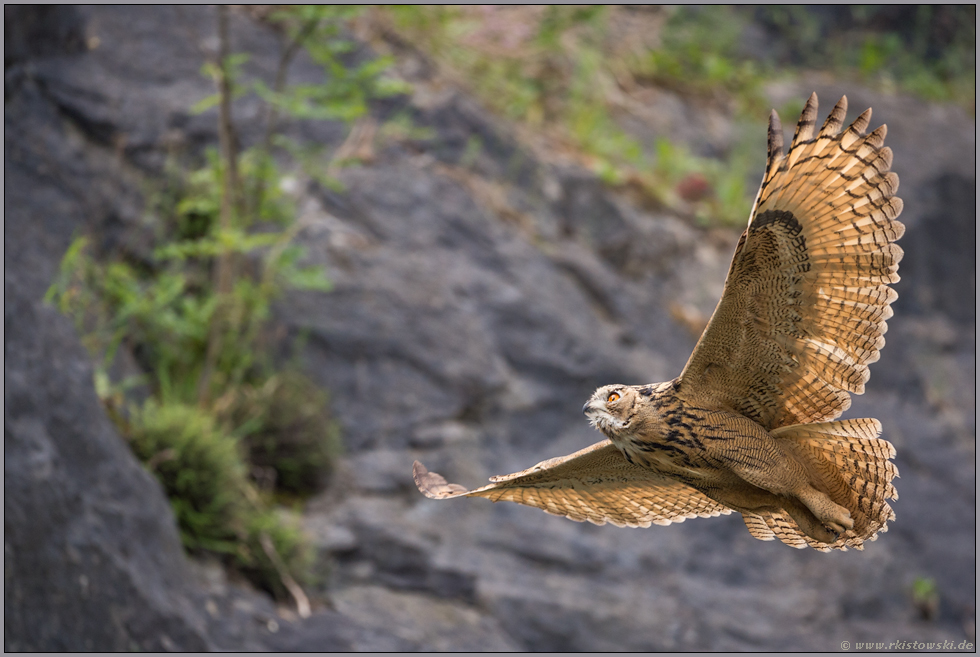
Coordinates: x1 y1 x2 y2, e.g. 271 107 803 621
779 488 853 544
823 518 851 538
814 500 854 533
782 505 838 544
796 488 853 541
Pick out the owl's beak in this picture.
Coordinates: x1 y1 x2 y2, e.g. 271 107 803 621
583 398 617 434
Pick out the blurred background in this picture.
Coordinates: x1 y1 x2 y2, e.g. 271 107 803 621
5 5 975 650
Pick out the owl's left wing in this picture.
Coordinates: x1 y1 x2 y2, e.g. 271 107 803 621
413 440 731 528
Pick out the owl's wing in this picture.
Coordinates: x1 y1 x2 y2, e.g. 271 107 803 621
677 93 904 430
413 440 731 528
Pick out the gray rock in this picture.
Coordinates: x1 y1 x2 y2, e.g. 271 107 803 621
3 6 360 652
4 268 210 653
5 11 211 645
4 4 974 652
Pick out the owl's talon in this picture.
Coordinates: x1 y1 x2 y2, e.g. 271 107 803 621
824 511 853 540
828 509 854 532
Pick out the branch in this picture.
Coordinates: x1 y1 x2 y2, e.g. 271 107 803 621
251 17 321 215
259 532 312 619
198 4 240 405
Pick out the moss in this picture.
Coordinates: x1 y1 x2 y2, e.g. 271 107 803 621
127 399 313 596
128 400 250 554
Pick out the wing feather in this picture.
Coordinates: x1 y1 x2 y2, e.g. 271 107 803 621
741 513 776 541
677 93 904 429
413 440 732 528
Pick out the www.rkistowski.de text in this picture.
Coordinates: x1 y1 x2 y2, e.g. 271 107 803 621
841 639 973 651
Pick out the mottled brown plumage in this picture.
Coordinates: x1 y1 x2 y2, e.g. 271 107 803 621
414 93 904 551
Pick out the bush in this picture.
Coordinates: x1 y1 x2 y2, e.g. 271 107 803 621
217 371 342 497
128 400 249 553
127 399 313 597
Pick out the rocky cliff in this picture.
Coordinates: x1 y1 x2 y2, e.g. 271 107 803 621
5 5 975 650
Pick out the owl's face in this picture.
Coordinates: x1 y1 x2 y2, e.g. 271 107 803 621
583 384 638 437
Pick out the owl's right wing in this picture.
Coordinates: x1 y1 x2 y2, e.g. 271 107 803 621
677 94 904 430
413 440 731 528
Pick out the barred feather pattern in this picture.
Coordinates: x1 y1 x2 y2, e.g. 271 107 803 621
413 440 731 528
679 93 904 431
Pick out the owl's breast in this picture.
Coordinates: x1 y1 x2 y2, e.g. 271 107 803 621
610 427 714 486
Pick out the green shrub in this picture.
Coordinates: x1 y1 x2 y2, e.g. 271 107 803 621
45 5 407 604
128 400 249 554
383 6 761 226
217 371 342 497
243 507 314 599
756 5 975 109
126 399 312 596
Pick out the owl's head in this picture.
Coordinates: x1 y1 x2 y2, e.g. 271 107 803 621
583 384 639 437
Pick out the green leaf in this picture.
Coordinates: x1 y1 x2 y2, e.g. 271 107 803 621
191 94 221 115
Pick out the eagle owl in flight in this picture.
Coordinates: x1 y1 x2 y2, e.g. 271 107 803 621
414 93 903 551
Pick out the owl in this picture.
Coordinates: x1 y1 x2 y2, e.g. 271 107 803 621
414 93 903 551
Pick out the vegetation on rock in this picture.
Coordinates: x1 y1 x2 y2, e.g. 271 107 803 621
375 5 974 226
45 5 400 603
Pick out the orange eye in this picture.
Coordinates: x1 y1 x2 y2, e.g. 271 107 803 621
607 392 620 403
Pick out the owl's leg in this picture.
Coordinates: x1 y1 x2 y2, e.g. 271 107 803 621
793 487 853 536
780 496 845 544
730 458 853 538
733 459 853 539
703 427 853 541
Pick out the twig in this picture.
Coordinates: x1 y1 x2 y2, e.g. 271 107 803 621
326 116 377 178
145 448 177 471
198 4 241 405
259 532 312 619
251 17 321 215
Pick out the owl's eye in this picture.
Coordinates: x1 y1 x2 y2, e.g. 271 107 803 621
606 392 621 403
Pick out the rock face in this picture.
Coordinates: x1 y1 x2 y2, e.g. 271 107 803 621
3 6 357 651
5 7 207 651
4 303 210 652
5 5 975 651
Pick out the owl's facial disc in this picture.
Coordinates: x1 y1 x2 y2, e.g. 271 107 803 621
583 385 633 435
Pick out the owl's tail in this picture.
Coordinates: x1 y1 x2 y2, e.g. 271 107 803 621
743 418 897 551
